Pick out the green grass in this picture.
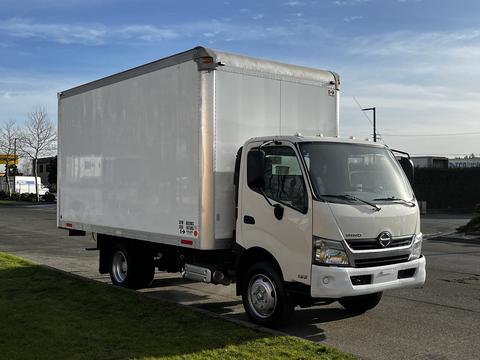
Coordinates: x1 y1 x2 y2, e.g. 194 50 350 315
0 252 356 360
0 200 42 205
0 200 21 205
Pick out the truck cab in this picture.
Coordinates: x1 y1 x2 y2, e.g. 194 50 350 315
234 135 426 325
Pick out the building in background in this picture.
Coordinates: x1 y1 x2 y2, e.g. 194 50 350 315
411 156 449 169
449 157 480 168
34 156 57 191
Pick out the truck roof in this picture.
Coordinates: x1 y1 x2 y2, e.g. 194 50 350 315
247 135 386 147
59 46 339 99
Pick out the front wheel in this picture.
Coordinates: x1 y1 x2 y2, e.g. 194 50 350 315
242 262 293 327
109 244 154 289
339 292 383 313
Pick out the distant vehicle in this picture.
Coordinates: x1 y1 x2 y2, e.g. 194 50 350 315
58 47 426 327
0 176 48 195
14 176 49 195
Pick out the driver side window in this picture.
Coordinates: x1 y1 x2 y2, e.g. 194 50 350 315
262 146 308 213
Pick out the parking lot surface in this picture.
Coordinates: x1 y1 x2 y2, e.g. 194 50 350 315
0 205 479 359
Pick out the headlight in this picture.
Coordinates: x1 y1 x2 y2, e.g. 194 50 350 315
409 233 423 260
313 237 350 266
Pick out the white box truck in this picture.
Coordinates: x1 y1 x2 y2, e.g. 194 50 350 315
58 47 426 326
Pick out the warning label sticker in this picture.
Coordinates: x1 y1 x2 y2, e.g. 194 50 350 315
178 220 198 238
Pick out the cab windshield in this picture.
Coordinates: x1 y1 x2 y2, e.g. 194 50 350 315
299 142 413 203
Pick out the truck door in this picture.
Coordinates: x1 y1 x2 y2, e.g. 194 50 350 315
239 142 313 285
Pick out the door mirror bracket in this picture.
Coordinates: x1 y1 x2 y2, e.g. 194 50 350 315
257 188 284 221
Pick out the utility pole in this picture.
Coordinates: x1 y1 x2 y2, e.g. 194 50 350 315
13 137 17 193
362 107 377 142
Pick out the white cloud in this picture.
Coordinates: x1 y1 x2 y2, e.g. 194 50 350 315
335 0 371 6
343 15 362 22
0 72 87 124
0 17 332 46
331 27 480 154
2 16 479 156
285 1 305 6
349 29 480 57
0 18 180 45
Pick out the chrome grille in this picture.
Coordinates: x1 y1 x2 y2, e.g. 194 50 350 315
346 235 413 250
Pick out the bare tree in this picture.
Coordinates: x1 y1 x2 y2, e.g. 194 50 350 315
0 120 19 198
19 107 57 201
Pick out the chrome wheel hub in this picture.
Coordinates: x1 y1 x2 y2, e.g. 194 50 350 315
112 250 128 283
247 274 277 318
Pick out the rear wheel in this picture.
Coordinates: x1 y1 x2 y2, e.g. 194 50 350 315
242 262 293 327
109 243 154 289
339 292 383 313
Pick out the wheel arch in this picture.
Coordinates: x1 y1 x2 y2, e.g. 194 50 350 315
235 246 284 296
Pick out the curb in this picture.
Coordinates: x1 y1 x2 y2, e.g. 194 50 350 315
38 264 287 337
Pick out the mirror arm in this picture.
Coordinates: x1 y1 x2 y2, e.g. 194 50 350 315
390 148 411 159
258 188 284 221
258 188 275 208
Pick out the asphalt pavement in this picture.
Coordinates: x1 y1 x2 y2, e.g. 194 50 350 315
0 204 479 360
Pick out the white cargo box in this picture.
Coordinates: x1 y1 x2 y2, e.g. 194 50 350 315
58 46 339 250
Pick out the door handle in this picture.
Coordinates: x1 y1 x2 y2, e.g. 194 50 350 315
243 215 255 225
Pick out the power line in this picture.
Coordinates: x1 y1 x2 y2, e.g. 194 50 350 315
383 131 480 137
352 96 373 126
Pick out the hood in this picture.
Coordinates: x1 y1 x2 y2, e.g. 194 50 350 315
313 201 419 240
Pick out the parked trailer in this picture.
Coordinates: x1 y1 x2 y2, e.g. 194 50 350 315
58 47 425 326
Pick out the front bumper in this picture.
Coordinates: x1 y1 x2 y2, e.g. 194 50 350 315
311 256 426 298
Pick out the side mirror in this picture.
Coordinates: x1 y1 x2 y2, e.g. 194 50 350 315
274 204 284 220
399 157 414 184
247 149 265 189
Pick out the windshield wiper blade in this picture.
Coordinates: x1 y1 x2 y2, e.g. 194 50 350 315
372 197 416 207
322 194 381 211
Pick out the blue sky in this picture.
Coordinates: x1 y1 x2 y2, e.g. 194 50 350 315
1 0 480 156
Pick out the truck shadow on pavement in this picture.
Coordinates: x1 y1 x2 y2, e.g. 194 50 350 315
180 297 361 343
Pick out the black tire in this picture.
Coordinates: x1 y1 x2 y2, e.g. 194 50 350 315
241 262 294 327
109 243 154 289
339 292 383 313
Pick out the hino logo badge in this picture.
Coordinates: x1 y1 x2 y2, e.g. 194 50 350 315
345 233 362 238
378 231 393 247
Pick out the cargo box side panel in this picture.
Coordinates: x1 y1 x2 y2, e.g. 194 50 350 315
280 80 338 137
213 68 338 240
213 70 281 240
59 61 200 244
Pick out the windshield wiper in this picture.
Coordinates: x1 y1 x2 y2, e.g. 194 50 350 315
372 197 416 207
321 194 381 212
